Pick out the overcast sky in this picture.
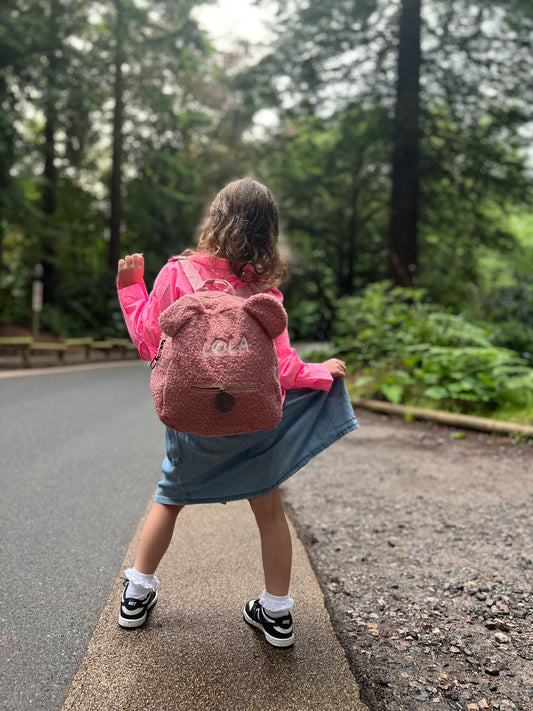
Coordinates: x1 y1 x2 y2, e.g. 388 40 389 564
192 0 274 51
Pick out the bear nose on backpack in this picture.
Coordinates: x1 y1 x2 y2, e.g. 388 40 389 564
150 287 288 437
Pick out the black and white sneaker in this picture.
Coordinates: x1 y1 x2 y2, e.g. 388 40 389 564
243 599 294 648
118 579 158 629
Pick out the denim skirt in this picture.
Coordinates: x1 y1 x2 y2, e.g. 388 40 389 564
154 378 358 506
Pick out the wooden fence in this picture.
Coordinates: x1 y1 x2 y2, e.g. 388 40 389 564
0 336 138 367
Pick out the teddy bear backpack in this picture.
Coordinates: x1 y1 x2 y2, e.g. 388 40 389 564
150 258 288 437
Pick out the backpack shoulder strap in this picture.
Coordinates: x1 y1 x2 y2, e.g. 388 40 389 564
177 255 272 297
178 257 205 292
235 280 272 297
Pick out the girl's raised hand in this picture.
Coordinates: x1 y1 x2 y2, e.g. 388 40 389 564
322 358 347 379
117 253 144 289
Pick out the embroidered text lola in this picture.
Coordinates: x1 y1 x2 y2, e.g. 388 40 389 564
202 336 250 355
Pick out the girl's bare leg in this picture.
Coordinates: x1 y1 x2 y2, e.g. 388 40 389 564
134 502 184 575
248 488 292 596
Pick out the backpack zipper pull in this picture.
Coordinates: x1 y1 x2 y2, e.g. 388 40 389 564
191 384 260 392
150 339 166 370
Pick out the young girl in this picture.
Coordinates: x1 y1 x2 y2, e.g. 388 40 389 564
116 178 358 647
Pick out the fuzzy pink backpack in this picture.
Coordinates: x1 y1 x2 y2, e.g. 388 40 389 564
150 259 288 436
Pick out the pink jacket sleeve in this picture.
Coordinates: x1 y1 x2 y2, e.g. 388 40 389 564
268 289 333 393
275 329 333 392
117 263 181 361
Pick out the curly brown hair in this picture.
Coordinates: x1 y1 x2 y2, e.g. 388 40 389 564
195 178 287 285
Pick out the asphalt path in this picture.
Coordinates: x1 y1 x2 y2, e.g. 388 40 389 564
0 362 163 711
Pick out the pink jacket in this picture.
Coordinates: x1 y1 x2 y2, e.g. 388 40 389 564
118 254 333 393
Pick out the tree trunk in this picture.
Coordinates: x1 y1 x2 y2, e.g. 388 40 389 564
109 0 124 271
343 171 359 295
41 0 60 303
0 76 13 279
387 0 421 287
43 73 57 217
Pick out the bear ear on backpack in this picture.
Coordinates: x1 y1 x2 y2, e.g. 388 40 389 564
243 294 288 340
158 295 204 337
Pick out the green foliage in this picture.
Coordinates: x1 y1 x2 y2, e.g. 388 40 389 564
1 0 533 358
0 173 122 337
269 106 391 296
484 280 533 365
0 0 250 336
251 0 533 312
282 259 338 342
39 273 124 339
259 104 392 339
122 150 205 270
417 105 531 308
333 282 533 421
470 211 533 365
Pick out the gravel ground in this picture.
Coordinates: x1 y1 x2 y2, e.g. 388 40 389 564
282 410 533 711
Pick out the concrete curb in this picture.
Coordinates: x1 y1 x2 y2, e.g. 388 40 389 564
62 499 368 711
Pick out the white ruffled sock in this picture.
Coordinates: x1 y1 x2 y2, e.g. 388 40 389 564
259 589 294 618
124 567 160 600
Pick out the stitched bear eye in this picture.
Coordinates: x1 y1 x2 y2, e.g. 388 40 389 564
214 391 235 414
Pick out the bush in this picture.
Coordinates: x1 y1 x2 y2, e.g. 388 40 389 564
484 280 533 365
331 282 533 421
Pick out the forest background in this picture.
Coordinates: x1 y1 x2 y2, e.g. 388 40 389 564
1 0 532 423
